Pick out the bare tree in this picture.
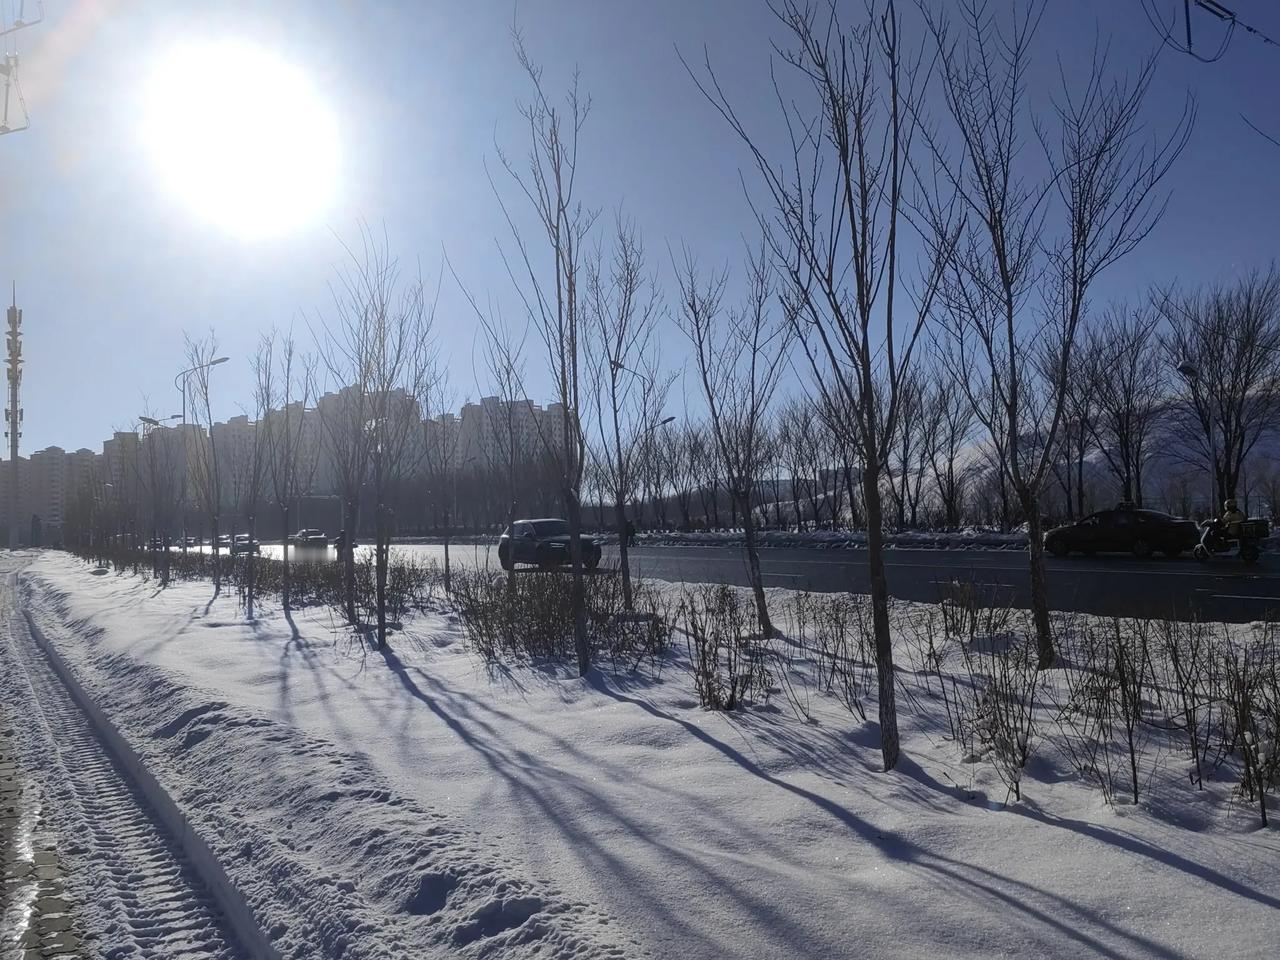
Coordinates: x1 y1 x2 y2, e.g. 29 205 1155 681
368 357 436 649
183 332 226 588
586 215 670 608
315 228 436 645
239 344 273 620
667 421 702 532
676 245 791 638
1047 344 1096 522
887 376 929 530
924 0 1191 668
260 330 316 611
1086 305 1166 506
921 365 974 527
137 412 185 585
457 286 534 593
687 0 956 768
1160 269 1280 509
493 36 598 675
422 378 461 593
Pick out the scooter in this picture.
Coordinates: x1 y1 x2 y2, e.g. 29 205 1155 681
1193 517 1269 565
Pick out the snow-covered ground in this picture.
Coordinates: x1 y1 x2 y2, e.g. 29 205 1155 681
11 551 1280 959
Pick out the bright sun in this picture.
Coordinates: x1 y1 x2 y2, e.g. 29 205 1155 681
143 40 339 240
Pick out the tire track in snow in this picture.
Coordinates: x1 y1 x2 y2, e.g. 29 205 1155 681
1 577 246 959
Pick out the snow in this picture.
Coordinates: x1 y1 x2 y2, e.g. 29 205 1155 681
13 551 1280 959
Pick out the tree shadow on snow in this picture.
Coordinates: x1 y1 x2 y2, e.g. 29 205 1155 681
586 676 1203 960
340 633 1210 959
1009 804 1280 913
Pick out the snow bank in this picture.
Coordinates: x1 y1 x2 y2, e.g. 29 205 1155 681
20 553 1280 959
20 565 639 960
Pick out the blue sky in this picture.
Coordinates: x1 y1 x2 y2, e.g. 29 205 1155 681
3 0 1279 453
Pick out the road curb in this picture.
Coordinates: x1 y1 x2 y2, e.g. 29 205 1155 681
17 582 283 960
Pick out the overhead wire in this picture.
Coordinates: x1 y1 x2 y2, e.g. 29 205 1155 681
1195 0 1279 50
1138 0 1235 63
1137 2 1280 147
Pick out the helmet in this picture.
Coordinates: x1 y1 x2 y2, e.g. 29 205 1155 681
1224 499 1238 512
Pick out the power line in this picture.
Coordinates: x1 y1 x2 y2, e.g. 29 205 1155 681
1195 0 1280 49
1140 0 1234 62
1140 0 1280 63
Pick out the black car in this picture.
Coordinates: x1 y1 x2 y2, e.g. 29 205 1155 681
498 519 602 571
1044 508 1199 559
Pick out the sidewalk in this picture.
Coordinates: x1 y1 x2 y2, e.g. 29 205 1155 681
0 710 81 958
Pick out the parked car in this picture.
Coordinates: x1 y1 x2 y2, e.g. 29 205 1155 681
498 518 602 571
231 534 260 555
289 528 328 546
216 534 232 550
182 536 201 548
147 537 166 551
1044 507 1199 558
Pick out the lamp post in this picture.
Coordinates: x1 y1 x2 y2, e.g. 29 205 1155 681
174 356 229 425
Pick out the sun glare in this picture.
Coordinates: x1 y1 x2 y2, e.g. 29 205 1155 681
142 40 339 240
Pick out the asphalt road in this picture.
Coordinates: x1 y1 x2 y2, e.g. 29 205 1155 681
613 545 1280 623
247 540 1280 622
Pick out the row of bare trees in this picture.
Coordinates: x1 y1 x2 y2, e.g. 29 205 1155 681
679 0 1193 765
65 3 1280 773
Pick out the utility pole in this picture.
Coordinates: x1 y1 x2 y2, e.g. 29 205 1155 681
2 7 44 546
5 286 21 548
0 2 42 136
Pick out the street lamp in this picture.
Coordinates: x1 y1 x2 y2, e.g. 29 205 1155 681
648 415 676 434
610 358 653 388
139 413 182 431
174 356 229 424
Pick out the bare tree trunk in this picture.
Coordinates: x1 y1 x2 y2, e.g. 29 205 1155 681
376 500 389 647
343 497 357 623
246 512 258 620
281 502 291 610
615 494 633 610
862 465 899 770
737 488 772 637
442 506 452 594
566 491 590 675
1024 506 1055 669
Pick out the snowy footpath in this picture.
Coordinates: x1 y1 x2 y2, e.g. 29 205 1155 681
9 551 1280 959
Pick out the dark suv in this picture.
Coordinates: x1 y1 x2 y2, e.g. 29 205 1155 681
498 519 603 571
1044 507 1199 558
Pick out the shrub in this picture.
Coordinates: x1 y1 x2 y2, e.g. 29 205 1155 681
681 584 772 711
451 568 672 668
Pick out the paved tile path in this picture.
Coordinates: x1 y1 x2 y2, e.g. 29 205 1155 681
1 711 83 958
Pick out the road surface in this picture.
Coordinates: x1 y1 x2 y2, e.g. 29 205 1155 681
243 541 1280 622
616 544 1280 623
